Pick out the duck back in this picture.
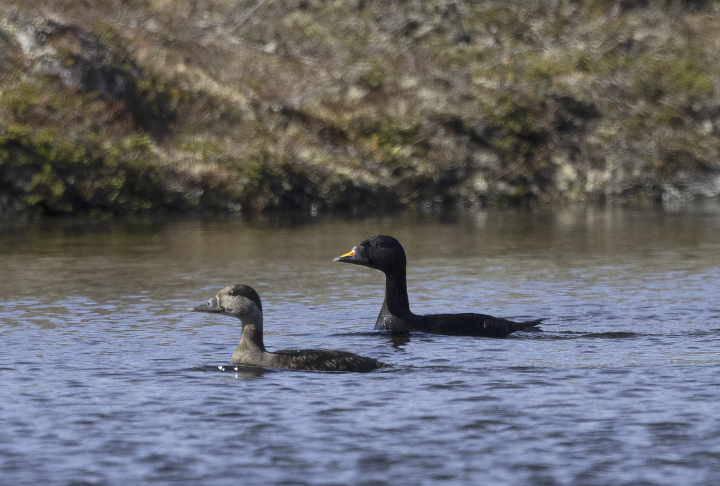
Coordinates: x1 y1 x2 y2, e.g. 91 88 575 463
269 349 382 372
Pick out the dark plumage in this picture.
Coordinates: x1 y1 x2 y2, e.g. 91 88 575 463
192 285 382 372
334 235 543 337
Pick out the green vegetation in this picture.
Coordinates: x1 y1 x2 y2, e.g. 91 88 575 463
1 0 720 216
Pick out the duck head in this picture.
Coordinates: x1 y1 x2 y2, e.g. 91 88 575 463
334 235 406 273
193 284 263 321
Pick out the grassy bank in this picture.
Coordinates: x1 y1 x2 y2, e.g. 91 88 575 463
2 0 720 216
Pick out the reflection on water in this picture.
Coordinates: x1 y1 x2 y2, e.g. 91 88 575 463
384 334 412 349
1 207 720 485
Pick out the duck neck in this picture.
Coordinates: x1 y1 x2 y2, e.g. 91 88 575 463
237 314 267 353
384 268 411 316
376 267 414 333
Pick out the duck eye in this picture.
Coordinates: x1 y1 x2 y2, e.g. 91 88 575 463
229 289 238 296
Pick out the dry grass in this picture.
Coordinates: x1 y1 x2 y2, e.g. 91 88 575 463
1 0 720 216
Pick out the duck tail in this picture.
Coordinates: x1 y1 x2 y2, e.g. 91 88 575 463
520 318 544 331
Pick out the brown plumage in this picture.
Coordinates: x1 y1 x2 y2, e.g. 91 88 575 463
192 285 382 372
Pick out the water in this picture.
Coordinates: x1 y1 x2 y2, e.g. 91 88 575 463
1 207 720 485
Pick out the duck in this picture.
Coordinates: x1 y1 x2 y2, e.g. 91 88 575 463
192 285 382 372
334 235 543 337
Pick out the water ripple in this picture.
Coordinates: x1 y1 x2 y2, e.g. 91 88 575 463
2 211 720 485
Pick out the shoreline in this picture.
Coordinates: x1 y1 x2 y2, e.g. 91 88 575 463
2 2 720 217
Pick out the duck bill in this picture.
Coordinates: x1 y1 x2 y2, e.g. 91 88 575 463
333 245 370 265
192 296 223 313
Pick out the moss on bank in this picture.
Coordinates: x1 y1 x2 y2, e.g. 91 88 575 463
1 0 720 217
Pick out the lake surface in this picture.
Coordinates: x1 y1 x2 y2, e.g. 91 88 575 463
1 206 720 485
